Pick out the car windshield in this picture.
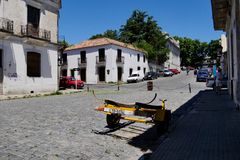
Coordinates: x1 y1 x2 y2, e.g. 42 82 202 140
130 74 138 77
198 71 208 74
145 72 152 76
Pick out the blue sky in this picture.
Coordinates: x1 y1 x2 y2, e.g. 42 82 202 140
59 0 223 45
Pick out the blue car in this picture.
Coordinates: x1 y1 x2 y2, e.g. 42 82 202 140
196 69 209 82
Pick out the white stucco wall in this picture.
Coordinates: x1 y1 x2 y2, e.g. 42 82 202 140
0 0 60 94
0 38 58 94
221 34 227 53
165 40 181 70
0 0 59 43
64 44 149 84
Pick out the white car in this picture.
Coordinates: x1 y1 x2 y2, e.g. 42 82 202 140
164 69 173 77
127 71 144 83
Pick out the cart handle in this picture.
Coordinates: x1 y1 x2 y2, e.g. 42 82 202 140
145 93 157 104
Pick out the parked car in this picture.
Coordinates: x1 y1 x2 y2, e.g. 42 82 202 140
158 70 165 77
143 72 158 80
164 69 173 77
59 76 84 89
169 69 181 74
188 66 195 70
206 76 228 88
127 71 144 83
196 69 209 82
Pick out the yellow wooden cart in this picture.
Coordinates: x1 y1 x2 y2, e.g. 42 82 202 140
95 94 171 134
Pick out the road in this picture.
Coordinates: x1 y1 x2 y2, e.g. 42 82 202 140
0 71 207 160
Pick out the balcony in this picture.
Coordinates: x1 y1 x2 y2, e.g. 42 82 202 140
96 56 106 66
78 58 87 67
0 17 14 33
116 56 124 64
21 24 51 41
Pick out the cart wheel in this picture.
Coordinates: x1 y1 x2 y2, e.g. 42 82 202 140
106 114 121 128
156 110 171 135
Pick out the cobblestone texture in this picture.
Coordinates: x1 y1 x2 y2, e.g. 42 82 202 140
0 72 205 160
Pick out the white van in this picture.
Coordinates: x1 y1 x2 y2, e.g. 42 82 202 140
127 71 144 83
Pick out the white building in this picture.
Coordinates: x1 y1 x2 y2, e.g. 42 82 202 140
164 37 181 70
64 38 149 84
147 37 181 72
0 0 61 94
211 0 240 106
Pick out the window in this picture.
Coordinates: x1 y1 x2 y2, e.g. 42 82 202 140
98 48 105 62
27 52 41 77
117 49 122 62
62 53 67 64
117 49 122 58
71 69 74 77
137 54 140 62
144 68 146 74
27 5 40 28
129 68 133 76
80 51 86 63
143 55 146 63
138 66 141 70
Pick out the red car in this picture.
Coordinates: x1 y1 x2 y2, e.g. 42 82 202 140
60 76 84 89
169 69 181 74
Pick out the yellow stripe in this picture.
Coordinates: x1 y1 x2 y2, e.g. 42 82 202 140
103 104 163 112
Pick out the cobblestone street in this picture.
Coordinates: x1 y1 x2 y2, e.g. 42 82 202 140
0 72 206 160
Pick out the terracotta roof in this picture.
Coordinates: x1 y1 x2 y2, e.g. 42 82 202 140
65 37 146 53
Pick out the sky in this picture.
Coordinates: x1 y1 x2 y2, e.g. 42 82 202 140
59 0 224 45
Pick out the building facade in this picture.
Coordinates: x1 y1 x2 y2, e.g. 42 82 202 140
64 38 149 84
220 34 228 76
211 0 240 105
0 0 61 94
164 37 181 70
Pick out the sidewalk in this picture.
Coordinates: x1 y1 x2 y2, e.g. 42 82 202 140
0 89 83 101
150 89 240 160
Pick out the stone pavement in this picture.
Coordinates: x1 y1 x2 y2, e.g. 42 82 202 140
0 89 83 101
150 89 240 160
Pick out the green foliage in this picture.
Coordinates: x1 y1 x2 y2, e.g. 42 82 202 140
120 10 169 63
120 10 147 43
207 39 222 60
90 30 119 40
90 10 170 64
59 40 71 49
174 37 208 67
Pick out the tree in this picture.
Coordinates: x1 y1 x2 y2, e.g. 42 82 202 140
207 39 221 60
120 10 169 63
174 37 208 67
90 30 119 40
89 10 169 64
59 39 71 49
120 10 147 43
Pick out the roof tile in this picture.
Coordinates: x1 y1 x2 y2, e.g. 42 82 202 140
65 37 146 53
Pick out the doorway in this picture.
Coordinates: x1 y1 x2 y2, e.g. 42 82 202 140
0 49 3 94
80 68 86 82
98 67 105 82
118 67 122 81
